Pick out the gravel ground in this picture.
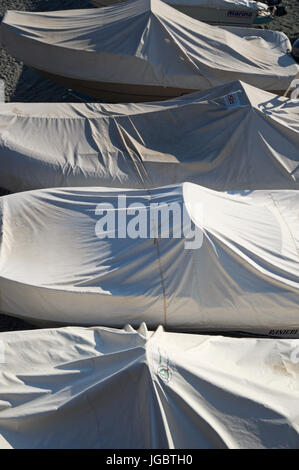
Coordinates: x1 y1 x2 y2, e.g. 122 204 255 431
0 0 94 102
262 0 299 43
0 0 298 331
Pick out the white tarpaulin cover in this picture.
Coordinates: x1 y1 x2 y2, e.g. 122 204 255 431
0 323 299 449
0 0 297 94
0 81 298 193
0 183 299 336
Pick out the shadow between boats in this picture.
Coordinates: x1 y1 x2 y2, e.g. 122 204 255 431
10 66 88 103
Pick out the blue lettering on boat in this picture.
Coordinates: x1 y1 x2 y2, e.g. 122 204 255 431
227 11 253 17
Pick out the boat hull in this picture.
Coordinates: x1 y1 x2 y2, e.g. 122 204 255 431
37 69 284 102
37 69 199 102
168 5 258 26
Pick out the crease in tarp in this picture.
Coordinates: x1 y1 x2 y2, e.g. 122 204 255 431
114 120 153 187
154 13 214 89
145 331 175 447
268 193 299 258
113 121 169 327
205 229 299 291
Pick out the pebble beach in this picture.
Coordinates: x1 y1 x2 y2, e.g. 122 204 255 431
0 0 298 331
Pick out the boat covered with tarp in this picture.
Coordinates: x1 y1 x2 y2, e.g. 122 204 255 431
0 81 298 193
0 0 297 101
0 183 298 336
0 323 299 448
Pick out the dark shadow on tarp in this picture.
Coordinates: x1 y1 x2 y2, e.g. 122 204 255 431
0 187 9 196
257 93 298 113
0 313 37 332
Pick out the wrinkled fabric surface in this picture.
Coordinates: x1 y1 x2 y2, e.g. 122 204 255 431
0 182 298 335
0 0 297 92
0 81 298 193
0 323 299 449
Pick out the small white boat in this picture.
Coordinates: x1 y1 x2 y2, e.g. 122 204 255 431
92 0 275 26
